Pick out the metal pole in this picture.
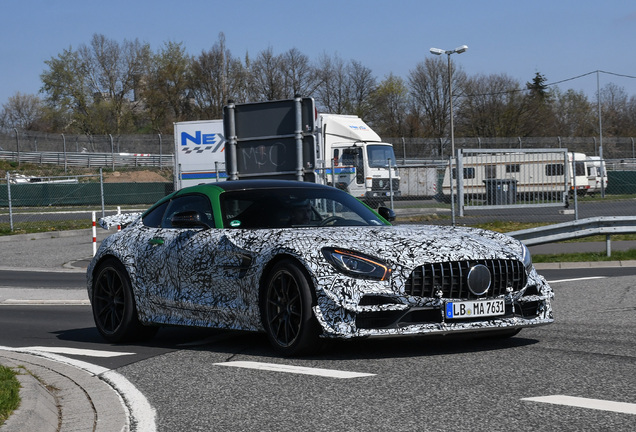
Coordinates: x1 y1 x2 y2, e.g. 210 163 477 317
597 71 605 198
226 100 238 181
447 53 455 158
158 133 163 169
62 134 67 173
6 172 13 231
449 156 456 226
572 154 578 220
402 137 406 164
294 95 304 182
99 167 105 218
13 128 19 166
388 157 394 209
109 134 115 171
456 149 464 217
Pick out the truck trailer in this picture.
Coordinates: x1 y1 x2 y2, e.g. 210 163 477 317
441 150 590 202
173 119 226 190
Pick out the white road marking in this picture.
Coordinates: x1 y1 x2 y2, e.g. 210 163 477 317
547 276 606 284
25 346 136 358
522 395 636 415
215 360 375 378
0 345 157 431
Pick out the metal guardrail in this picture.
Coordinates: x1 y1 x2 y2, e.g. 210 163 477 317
508 216 636 256
0 150 174 168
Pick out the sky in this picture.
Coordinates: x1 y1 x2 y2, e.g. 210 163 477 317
2 0 636 106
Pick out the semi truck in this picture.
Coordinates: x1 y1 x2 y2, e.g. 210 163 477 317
222 97 400 205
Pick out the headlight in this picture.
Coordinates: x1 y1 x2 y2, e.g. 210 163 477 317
521 243 532 272
322 247 391 280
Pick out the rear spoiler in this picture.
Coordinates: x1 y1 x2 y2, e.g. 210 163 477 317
98 212 143 230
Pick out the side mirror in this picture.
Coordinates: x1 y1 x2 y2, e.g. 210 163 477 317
171 210 210 228
377 206 396 222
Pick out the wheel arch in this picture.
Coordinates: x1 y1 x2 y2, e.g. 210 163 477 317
259 253 317 303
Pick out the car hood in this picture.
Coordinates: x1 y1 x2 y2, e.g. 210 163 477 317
222 224 523 266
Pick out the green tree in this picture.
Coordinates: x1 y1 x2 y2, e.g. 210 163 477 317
141 41 192 132
40 34 150 134
367 73 409 137
522 71 555 135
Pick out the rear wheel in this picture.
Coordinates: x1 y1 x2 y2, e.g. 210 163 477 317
92 258 157 342
261 259 320 356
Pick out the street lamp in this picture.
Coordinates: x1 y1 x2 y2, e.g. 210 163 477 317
429 45 468 158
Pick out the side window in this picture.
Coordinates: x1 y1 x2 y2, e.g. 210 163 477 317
545 164 564 176
161 194 213 228
485 165 497 179
142 201 169 228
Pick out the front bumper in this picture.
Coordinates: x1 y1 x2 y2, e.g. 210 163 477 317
312 270 554 339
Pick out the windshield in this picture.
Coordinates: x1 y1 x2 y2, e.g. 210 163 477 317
367 145 398 168
220 187 388 228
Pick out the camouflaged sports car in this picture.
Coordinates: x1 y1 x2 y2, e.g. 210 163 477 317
87 180 554 355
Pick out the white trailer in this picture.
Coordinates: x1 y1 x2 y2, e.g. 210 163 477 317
441 150 590 201
173 120 226 190
586 155 608 194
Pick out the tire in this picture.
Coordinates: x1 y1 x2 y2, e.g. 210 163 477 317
260 259 320 356
92 258 158 343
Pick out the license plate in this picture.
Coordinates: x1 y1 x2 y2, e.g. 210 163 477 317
445 299 505 319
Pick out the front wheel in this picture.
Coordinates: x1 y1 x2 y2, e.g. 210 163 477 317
260 259 320 356
92 258 157 343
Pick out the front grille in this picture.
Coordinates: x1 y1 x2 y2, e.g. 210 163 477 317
372 178 400 191
405 259 526 300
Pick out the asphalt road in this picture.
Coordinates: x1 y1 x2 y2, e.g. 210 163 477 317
1 270 635 431
1 227 636 431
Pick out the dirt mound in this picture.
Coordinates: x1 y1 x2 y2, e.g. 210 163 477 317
103 170 170 183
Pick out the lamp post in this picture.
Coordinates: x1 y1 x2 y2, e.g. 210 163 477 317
429 45 468 158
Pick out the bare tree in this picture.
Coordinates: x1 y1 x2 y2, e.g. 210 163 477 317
314 53 350 113
408 57 466 138
280 48 320 98
459 73 525 137
190 33 248 119
599 82 631 136
347 60 376 119
0 92 45 132
551 88 595 136
248 47 285 101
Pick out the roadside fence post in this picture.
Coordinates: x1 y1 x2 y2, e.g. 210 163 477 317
92 211 97 256
99 168 105 218
6 172 13 231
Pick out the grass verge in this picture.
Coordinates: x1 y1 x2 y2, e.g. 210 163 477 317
0 365 20 426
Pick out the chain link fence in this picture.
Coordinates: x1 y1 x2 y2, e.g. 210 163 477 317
0 168 174 234
3 132 636 159
1 131 636 234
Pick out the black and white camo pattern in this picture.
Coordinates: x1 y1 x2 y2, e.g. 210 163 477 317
87 216 554 338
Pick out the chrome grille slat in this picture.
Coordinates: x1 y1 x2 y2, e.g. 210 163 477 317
404 259 526 299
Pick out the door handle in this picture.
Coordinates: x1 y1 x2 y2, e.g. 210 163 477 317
149 237 165 246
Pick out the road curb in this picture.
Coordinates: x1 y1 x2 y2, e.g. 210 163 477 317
0 349 129 432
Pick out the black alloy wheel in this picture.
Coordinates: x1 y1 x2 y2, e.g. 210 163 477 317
92 258 157 342
261 259 320 356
